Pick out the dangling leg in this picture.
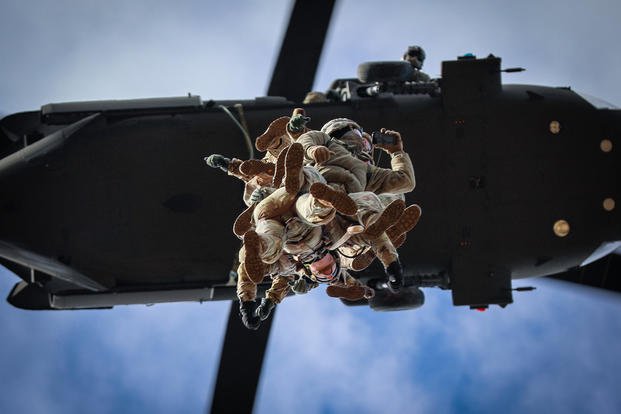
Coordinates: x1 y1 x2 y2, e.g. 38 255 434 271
369 233 403 291
257 275 291 321
242 219 285 283
235 256 261 330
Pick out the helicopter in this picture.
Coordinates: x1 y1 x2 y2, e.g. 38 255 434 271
1 11 619 311
1 1 621 412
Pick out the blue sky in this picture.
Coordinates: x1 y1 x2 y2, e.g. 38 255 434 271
1 0 621 413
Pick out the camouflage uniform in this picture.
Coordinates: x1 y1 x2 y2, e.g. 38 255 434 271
296 129 415 195
234 117 416 306
238 121 415 281
235 189 403 302
236 251 300 303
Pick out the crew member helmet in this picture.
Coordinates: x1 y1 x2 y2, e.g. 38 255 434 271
403 45 426 69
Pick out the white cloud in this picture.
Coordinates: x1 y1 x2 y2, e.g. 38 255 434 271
255 290 433 414
0 268 230 414
254 278 621 414
0 0 291 112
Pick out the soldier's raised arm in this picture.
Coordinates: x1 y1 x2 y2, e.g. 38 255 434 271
366 129 415 194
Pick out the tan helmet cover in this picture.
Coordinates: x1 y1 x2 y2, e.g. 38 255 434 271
320 118 362 137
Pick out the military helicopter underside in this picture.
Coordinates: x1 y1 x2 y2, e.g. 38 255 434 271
1 54 620 313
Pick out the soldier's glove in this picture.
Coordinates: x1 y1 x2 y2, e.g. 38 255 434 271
288 114 311 132
204 154 231 172
307 145 333 164
249 187 271 205
374 128 404 155
239 300 261 330
256 298 276 321
385 260 404 292
291 276 318 294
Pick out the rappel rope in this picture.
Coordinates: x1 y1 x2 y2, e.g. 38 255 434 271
218 104 254 159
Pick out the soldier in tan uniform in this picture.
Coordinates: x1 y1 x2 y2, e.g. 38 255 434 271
206 115 420 329
239 190 415 329
297 119 415 195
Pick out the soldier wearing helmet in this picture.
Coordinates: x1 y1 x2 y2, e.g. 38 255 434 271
240 189 412 329
320 118 374 164
402 45 431 83
207 113 419 329
294 117 415 196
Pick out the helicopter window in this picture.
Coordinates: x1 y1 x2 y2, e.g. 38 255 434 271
576 92 618 109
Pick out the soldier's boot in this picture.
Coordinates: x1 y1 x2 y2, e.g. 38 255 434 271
385 260 404 292
240 159 275 177
386 204 422 242
255 116 290 152
239 300 261 330
351 250 376 271
326 284 368 301
256 298 276 321
272 146 288 187
363 199 406 239
392 233 407 248
233 204 256 238
243 230 266 284
283 142 304 194
309 182 357 216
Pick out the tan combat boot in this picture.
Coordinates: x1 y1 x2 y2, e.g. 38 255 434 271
233 204 256 237
239 159 275 177
326 284 367 301
255 116 290 152
242 230 266 284
363 199 405 239
271 146 288 187
283 143 304 194
309 182 357 216
386 204 421 242
351 250 376 271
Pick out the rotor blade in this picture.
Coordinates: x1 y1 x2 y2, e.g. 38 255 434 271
545 253 621 295
209 301 275 414
267 0 337 102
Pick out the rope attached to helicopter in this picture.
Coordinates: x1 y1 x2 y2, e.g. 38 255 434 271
218 104 254 159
